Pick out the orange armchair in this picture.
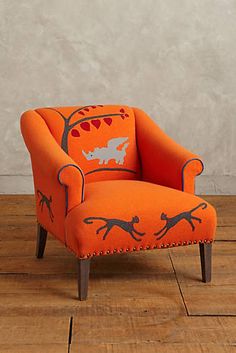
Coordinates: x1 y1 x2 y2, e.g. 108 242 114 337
21 105 216 300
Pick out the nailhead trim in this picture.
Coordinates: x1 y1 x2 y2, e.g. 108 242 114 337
77 239 214 259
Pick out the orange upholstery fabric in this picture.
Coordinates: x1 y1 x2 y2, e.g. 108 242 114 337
21 105 217 259
134 108 203 193
65 180 216 258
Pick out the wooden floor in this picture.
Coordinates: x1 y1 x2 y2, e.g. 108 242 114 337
0 195 235 353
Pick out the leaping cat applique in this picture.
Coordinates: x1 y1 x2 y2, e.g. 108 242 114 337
82 137 129 165
154 202 207 240
83 216 145 241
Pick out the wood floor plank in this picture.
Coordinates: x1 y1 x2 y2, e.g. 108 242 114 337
0 216 36 240
203 196 236 226
0 344 68 353
0 316 69 344
170 242 236 315
0 272 184 316
178 286 236 315
170 241 236 257
0 240 68 257
71 343 236 353
0 249 183 316
0 195 35 216
0 251 173 274
72 315 236 346
89 251 172 274
0 255 77 274
216 226 236 241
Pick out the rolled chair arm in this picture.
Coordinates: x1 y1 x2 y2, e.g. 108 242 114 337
133 107 204 194
21 110 84 240
57 164 85 213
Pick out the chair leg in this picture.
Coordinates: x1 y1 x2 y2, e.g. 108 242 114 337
36 223 47 259
77 259 90 301
199 242 212 283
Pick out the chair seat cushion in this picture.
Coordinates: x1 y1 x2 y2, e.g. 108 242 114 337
64 180 216 258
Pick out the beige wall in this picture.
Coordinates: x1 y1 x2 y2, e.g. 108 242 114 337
0 0 235 194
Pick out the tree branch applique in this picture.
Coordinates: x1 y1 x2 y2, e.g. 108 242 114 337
83 216 145 241
154 203 207 240
45 105 129 154
37 190 54 222
82 137 129 165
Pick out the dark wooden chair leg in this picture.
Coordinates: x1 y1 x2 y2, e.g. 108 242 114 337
78 259 90 301
36 224 47 259
199 242 212 283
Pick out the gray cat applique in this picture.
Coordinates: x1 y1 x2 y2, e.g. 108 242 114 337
82 137 129 165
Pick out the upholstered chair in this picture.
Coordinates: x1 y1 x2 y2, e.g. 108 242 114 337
21 105 216 300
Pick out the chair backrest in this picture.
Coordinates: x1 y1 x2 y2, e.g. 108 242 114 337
35 105 141 182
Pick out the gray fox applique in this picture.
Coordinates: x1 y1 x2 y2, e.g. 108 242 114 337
82 137 129 165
